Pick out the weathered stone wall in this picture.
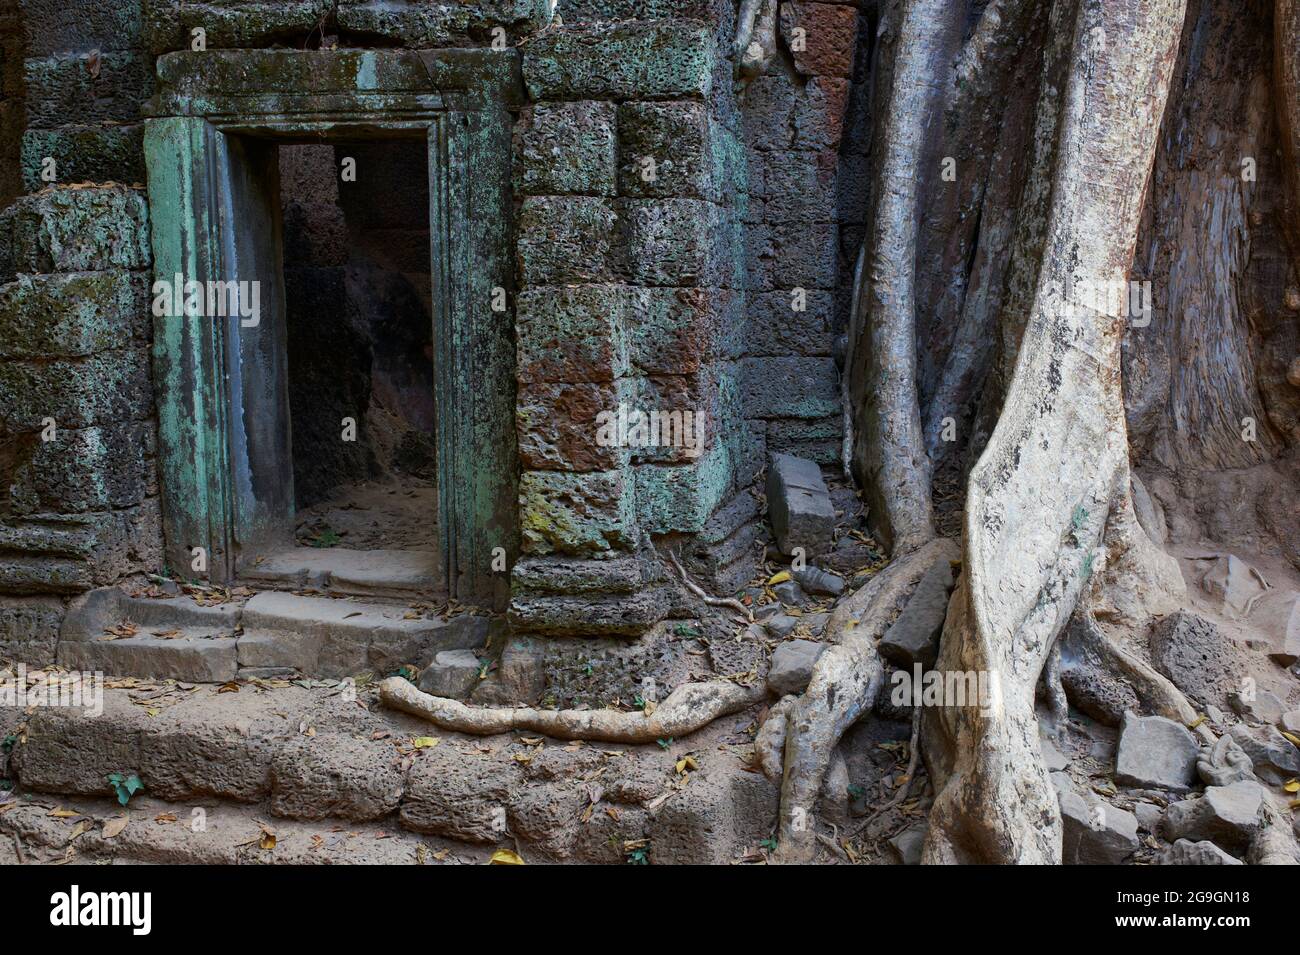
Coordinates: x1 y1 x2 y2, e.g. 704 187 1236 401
0 185 160 663
0 0 862 642
13 0 150 192
738 0 865 468
509 1 779 633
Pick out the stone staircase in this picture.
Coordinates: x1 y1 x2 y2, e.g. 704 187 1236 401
0 679 777 865
54 579 489 684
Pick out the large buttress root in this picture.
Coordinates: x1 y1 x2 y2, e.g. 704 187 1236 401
920 0 1187 864
379 676 765 743
765 537 959 862
846 0 960 554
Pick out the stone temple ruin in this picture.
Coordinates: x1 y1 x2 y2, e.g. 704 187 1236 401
1 0 1298 870
0 0 878 864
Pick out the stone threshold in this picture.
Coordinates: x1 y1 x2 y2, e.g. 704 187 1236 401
54 583 487 683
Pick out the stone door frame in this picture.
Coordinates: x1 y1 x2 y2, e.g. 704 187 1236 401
142 49 520 606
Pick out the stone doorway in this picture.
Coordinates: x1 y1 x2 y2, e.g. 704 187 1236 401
141 50 519 606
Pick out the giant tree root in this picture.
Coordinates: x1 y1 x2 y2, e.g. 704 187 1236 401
379 676 765 743
761 536 959 862
920 0 1186 864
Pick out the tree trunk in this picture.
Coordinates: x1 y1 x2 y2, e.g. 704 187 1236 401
921 0 1187 864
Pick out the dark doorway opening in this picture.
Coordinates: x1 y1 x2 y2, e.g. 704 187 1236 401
277 140 438 557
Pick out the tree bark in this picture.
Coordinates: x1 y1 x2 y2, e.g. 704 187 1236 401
846 0 961 555
922 0 1187 864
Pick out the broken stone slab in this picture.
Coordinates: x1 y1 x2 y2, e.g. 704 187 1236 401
764 613 799 639
772 580 808 607
888 824 926 865
1282 711 1300 736
766 639 825 696
765 453 836 559
1157 839 1244 865
1161 781 1265 853
1059 790 1140 864
791 566 844 596
877 557 955 669
1148 610 1242 708
1258 591 1300 666
1133 801 1163 833
1200 554 1269 618
1228 723 1300 785
58 635 237 684
471 636 547 706
419 649 483 699
1041 736 1070 773
1114 711 1200 793
1228 687 1286 726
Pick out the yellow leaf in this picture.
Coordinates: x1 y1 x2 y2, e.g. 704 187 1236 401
412 736 440 749
489 848 524 865
1285 780 1300 793
675 754 700 775
1283 731 1300 747
102 815 129 839
766 571 791 585
49 808 79 818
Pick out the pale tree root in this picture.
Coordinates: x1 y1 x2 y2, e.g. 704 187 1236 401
920 0 1186 864
379 676 765 743
1062 608 1212 743
761 537 959 863
1251 804 1300 865
665 548 752 623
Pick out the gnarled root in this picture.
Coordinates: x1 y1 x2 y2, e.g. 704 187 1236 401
766 536 958 862
379 676 765 743
1251 804 1300 865
733 0 777 77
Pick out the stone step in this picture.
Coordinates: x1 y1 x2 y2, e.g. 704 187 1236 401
53 585 491 683
1 680 775 864
240 547 442 598
238 591 490 679
0 793 440 865
56 587 243 682
59 633 239 684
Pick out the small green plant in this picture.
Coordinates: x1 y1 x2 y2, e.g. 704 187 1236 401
626 845 649 865
673 624 700 638
107 772 144 806
1 734 15 755
1071 504 1088 530
760 838 778 852
1081 551 1096 579
656 737 673 749
307 528 341 548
